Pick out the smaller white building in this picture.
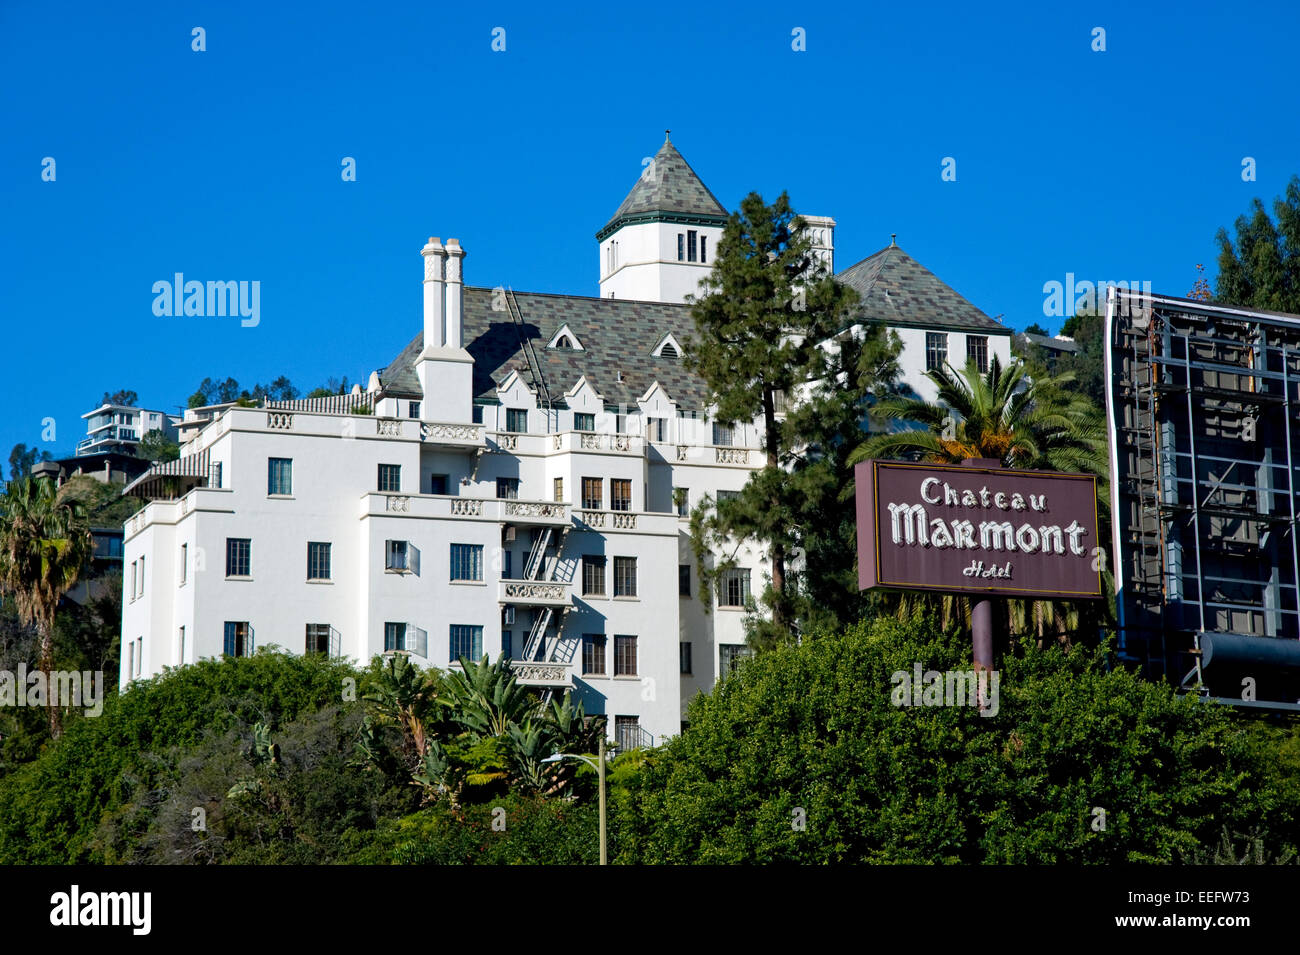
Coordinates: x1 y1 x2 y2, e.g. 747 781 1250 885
78 402 179 457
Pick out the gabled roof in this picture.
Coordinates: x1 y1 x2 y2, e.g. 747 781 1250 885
378 288 712 410
836 244 1008 334
597 134 729 240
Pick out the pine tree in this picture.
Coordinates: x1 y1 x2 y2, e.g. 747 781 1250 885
1215 174 1300 313
685 192 886 645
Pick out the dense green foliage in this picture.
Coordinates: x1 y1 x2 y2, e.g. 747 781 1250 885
614 616 1298 864
0 620 1296 864
1215 174 1300 314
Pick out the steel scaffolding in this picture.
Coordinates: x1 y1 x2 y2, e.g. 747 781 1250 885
1106 288 1300 708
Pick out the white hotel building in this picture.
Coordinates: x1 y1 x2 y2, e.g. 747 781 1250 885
120 135 1010 745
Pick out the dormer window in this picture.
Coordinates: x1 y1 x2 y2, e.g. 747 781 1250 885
652 332 684 359
547 324 585 350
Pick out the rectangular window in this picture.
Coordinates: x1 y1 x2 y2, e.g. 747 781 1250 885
687 230 697 262
712 421 734 446
648 417 668 442
700 236 707 263
553 477 564 502
679 564 691 597
226 538 250 577
615 412 627 434
614 635 637 676
680 641 692 675
720 567 752 607
573 412 595 432
472 405 484 424
501 630 513 659
429 473 449 495
138 556 145 597
674 487 689 518
677 234 685 261
306 623 331 655
615 715 640 751
967 335 989 373
614 556 637 597
408 401 421 418
496 477 520 499
449 624 483 662
385 539 409 572
223 621 252 658
180 543 187 584
506 408 528 433
384 621 406 652
178 626 185 664
581 477 602 510
307 541 331 580
135 636 143 675
717 489 740 504
925 332 948 371
378 464 401 492
611 479 632 512
130 560 137 599
582 555 606 596
450 543 484 581
719 643 754 677
582 633 607 675
267 457 293 495
503 549 513 580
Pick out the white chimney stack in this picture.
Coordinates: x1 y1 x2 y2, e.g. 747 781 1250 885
444 238 465 349
421 237 446 350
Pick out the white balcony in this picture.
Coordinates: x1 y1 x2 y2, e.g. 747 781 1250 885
499 579 573 607
361 493 571 526
422 421 486 450
549 430 644 456
511 660 574 687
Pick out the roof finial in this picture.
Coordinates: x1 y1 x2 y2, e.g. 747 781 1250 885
665 129 671 143
890 233 897 246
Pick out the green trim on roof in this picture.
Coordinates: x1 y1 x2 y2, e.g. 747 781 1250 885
596 211 730 242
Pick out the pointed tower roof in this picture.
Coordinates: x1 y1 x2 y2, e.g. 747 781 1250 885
597 132 730 240
836 243 1008 333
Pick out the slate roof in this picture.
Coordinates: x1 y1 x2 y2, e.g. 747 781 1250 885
597 135 730 240
836 244 1009 334
379 288 711 409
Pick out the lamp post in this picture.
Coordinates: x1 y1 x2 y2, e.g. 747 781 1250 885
543 734 607 865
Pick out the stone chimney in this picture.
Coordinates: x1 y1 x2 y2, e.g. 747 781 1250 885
444 238 465 349
421 237 446 351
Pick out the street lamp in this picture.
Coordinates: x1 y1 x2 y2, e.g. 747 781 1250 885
543 734 608 865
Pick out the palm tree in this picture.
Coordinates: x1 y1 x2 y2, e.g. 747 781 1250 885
0 476 92 738
850 356 1111 645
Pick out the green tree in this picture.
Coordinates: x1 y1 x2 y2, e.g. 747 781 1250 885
1215 174 1300 313
0 477 91 737
684 192 865 640
136 428 180 463
1055 309 1105 407
6 443 52 483
99 389 139 407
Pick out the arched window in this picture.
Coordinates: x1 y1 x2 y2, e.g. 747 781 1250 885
556 335 572 349
660 341 678 359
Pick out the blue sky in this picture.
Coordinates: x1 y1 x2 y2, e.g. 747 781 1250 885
3 0 1298 465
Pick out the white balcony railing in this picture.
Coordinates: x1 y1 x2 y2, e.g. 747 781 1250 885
499 579 572 606
511 660 574 687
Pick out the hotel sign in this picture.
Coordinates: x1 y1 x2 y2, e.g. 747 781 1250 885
856 460 1102 599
